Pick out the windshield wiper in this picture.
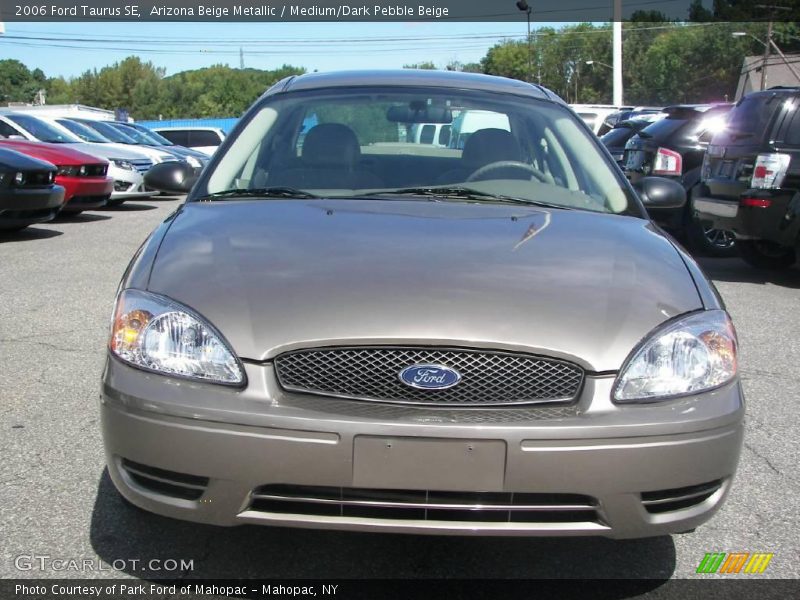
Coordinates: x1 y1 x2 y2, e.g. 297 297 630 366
195 187 320 201
352 186 569 209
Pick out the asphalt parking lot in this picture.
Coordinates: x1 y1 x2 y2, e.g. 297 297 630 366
1 196 798 584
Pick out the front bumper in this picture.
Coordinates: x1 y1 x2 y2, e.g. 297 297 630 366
693 187 800 247
59 176 114 211
0 185 65 228
101 358 744 538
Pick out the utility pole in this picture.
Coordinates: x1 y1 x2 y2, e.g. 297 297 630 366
515 1 533 84
240 47 245 69
756 4 791 90
761 20 773 90
613 0 623 106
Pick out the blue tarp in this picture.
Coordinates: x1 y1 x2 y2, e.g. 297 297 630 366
137 117 239 134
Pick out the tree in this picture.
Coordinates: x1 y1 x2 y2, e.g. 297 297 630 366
0 60 45 103
403 62 437 70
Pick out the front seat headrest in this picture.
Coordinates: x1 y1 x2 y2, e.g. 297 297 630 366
462 128 522 167
302 123 361 168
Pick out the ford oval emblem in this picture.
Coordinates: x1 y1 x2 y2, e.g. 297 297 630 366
399 364 462 390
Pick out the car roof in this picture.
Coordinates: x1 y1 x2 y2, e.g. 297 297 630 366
153 126 223 132
275 69 564 104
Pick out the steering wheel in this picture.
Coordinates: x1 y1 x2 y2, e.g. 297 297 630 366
466 160 549 183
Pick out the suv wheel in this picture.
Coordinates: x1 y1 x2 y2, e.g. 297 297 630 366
686 185 737 257
737 240 796 270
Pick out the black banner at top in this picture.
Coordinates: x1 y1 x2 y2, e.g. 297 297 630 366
1 0 799 22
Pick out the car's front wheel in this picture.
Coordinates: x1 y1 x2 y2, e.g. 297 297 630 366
737 239 796 270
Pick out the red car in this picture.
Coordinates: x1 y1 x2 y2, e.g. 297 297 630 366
0 140 113 212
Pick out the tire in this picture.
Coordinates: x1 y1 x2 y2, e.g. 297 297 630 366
685 185 737 258
105 198 125 207
737 240 796 270
685 217 738 258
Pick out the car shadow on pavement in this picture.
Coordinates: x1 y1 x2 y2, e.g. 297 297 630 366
90 470 675 585
99 203 158 212
0 227 63 242
54 212 113 223
697 257 800 288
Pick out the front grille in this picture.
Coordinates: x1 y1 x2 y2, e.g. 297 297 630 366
16 170 55 188
641 480 722 514
250 485 601 524
121 458 209 501
274 347 584 406
130 159 153 173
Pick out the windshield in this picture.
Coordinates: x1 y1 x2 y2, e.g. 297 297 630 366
6 114 79 143
200 87 631 214
130 124 173 145
111 123 155 145
56 118 110 143
74 119 137 144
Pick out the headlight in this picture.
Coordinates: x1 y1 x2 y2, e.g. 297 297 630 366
185 155 202 169
79 165 87 176
14 172 25 185
56 165 79 176
111 159 134 170
613 310 737 403
109 289 244 386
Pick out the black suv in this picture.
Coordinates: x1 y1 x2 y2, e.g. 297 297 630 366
694 87 800 269
623 104 735 256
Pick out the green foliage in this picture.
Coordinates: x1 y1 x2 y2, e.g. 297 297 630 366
403 62 437 70
0 59 46 103
8 57 304 119
481 20 788 105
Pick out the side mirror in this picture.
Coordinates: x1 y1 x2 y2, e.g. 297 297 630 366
144 161 198 194
633 176 686 211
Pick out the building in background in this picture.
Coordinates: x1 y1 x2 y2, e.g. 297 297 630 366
736 54 800 100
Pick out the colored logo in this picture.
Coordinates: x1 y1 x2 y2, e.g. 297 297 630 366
399 364 461 390
696 552 773 574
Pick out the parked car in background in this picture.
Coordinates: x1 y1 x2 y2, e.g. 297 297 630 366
570 104 623 135
150 126 225 156
66 118 182 166
601 114 666 166
114 122 210 167
623 103 735 256
106 70 743 540
108 122 208 170
0 140 112 212
0 147 65 230
408 122 452 147
694 87 800 269
599 107 663 136
0 113 154 206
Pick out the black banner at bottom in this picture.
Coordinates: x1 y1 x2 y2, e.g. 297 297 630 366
3 579 800 600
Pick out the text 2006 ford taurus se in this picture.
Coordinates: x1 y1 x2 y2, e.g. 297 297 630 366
102 71 743 538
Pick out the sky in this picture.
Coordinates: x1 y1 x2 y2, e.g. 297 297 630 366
0 21 574 78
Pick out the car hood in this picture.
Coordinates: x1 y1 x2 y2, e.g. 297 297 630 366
0 140 106 165
0 147 55 171
65 142 152 161
146 199 703 372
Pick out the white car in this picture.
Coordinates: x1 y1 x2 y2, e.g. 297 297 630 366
152 127 225 156
0 113 155 205
569 104 625 135
65 118 183 167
